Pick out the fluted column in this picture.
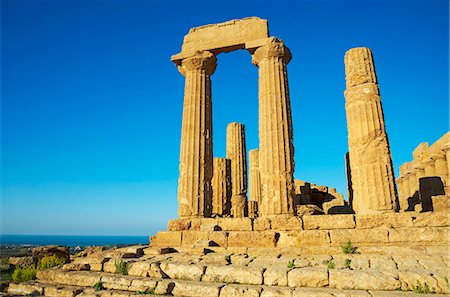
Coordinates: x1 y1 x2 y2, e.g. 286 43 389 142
344 47 398 214
395 176 406 211
252 37 295 216
249 149 262 205
432 153 448 185
176 51 216 218
211 158 231 216
423 158 436 177
443 143 450 191
226 122 248 218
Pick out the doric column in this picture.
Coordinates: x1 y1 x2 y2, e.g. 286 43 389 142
443 143 450 191
211 158 231 216
251 37 296 216
249 149 262 207
395 176 406 211
344 47 398 214
176 51 216 218
422 158 436 177
432 153 448 185
226 122 247 218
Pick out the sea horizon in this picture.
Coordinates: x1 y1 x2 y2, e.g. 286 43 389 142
0 234 149 247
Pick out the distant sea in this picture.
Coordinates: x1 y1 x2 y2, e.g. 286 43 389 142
0 235 149 247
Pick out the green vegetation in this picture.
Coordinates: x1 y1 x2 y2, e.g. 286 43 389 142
287 261 295 269
93 281 104 291
412 280 431 294
136 288 156 295
115 259 131 275
341 241 360 254
345 258 351 269
12 266 37 282
323 260 335 269
1 258 9 265
445 277 449 289
37 255 66 270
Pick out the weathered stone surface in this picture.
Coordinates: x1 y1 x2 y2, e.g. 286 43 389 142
220 284 262 297
329 228 388 244
253 218 271 230
292 287 334 297
182 231 209 245
176 50 216 218
228 231 277 247
329 269 400 290
398 270 441 293
356 213 413 229
227 122 248 218
271 216 302 230
208 231 228 247
218 218 253 231
159 262 204 281
303 214 355 230
151 231 182 247
212 158 232 216
32 245 70 263
369 255 397 270
8 256 34 267
261 287 293 297
62 263 90 271
388 227 447 243
412 212 449 227
277 230 330 247
252 37 295 216
344 47 397 214
37 270 102 287
101 274 134 290
143 247 176 256
44 284 83 297
431 195 448 212
203 265 264 285
297 205 324 216
168 218 192 231
8 283 44 296
263 266 288 286
171 279 223 297
127 261 151 277
249 149 262 209
129 278 158 292
287 267 328 287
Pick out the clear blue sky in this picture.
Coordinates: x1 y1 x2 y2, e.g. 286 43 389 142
1 0 448 236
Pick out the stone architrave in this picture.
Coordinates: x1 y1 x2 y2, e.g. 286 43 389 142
249 149 262 208
226 122 248 218
175 51 217 218
251 37 296 216
212 158 231 216
344 47 398 214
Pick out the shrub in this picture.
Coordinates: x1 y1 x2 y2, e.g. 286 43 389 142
341 241 360 254
287 261 295 269
345 258 351 269
115 259 131 275
37 255 66 270
93 280 104 291
412 280 431 294
323 260 335 269
12 266 37 282
1 258 9 265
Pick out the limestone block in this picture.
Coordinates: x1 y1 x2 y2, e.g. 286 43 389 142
398 270 441 293
261 287 293 297
253 218 271 230
297 205 324 216
38 270 102 287
148 262 167 278
203 265 264 285
303 214 355 230
287 267 329 287
176 17 269 55
432 195 449 212
171 279 223 297
154 279 175 295
329 229 388 244
413 212 449 227
151 231 182 247
263 266 288 286
181 231 209 245
8 283 44 296
355 213 413 228
392 256 424 270
332 255 369 270
129 279 158 293
416 255 447 271
159 262 204 281
208 231 228 247
102 274 134 290
127 261 151 277
168 218 192 231
277 230 330 248
218 218 252 231
220 284 262 297
8 256 34 267
369 255 397 270
271 216 303 230
388 227 448 243
62 263 90 271
369 291 439 297
228 231 277 247
32 245 70 263
292 287 334 297
44 285 83 297
143 247 176 256
200 253 230 265
329 269 400 290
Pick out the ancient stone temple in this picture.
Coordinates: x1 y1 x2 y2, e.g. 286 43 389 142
344 48 398 214
12 17 448 297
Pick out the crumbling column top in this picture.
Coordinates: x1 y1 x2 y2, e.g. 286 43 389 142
176 50 217 76
251 37 292 66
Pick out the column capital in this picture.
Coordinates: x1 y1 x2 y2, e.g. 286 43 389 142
251 37 292 66
177 51 217 76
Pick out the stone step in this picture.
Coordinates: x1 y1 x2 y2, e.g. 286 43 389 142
7 281 450 297
37 265 449 294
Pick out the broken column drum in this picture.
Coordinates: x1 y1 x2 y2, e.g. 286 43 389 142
344 47 398 214
226 123 248 218
211 158 231 216
176 51 216 218
252 37 296 216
